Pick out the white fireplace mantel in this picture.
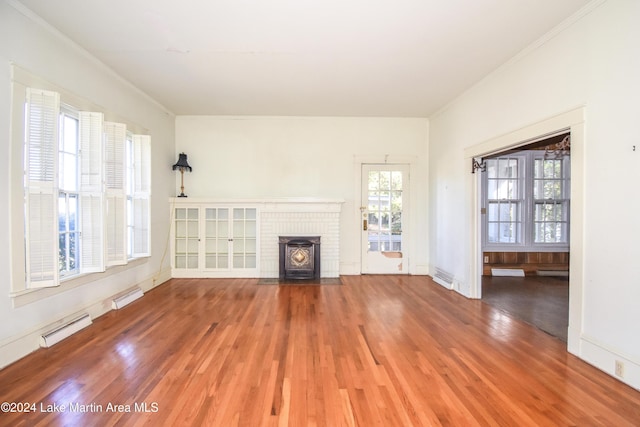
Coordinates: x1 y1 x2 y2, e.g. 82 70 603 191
171 197 344 211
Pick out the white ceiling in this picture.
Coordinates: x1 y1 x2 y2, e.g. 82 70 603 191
16 0 592 117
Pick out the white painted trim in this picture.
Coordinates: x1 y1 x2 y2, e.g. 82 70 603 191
172 270 260 279
466 107 585 357
413 265 430 276
6 1 174 117
339 262 360 276
360 163 411 275
580 334 640 391
353 155 419 275
11 258 150 308
463 107 583 158
170 197 345 212
0 271 170 369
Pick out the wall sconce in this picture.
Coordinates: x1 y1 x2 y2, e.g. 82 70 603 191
172 152 192 197
471 157 486 174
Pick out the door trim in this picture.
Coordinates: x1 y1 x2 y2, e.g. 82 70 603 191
355 155 417 275
464 107 585 356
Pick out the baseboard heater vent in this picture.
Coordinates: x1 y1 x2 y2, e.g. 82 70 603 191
40 313 92 348
537 270 569 277
433 267 455 289
112 287 144 309
491 268 525 277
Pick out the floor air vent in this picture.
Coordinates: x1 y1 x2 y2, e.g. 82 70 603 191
112 287 144 309
433 268 454 289
40 313 92 348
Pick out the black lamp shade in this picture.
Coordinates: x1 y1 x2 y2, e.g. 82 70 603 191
172 153 192 171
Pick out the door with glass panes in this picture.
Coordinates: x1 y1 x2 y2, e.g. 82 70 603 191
361 164 409 274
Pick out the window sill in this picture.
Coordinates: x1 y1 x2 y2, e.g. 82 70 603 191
10 257 148 308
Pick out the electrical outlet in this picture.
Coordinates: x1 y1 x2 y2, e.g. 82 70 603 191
484 256 489 263
615 360 625 378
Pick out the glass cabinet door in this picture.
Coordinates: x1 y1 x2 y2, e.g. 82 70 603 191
232 208 257 269
174 207 199 269
204 207 229 269
173 205 258 275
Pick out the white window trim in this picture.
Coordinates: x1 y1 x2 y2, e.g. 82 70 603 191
482 150 570 252
10 66 152 304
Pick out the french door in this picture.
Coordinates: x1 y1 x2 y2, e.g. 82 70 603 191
361 164 409 274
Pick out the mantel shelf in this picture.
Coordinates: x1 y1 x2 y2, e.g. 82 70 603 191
169 197 345 213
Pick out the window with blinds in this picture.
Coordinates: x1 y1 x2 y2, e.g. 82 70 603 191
23 87 151 289
24 89 60 288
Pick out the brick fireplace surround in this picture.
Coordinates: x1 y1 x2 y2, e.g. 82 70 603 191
259 199 343 279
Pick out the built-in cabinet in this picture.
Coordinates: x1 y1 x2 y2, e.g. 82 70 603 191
170 197 344 279
172 200 258 277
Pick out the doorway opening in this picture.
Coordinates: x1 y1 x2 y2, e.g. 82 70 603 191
466 107 584 353
478 133 571 341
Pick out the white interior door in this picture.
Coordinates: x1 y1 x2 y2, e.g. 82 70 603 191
361 164 409 274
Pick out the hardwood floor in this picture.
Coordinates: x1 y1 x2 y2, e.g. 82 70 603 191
1 275 639 426
482 275 569 342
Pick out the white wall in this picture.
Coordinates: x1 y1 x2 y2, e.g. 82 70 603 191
175 116 429 275
0 1 175 367
429 0 640 389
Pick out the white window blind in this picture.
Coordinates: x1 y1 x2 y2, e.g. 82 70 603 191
104 121 127 266
79 111 105 272
131 134 151 257
21 85 152 291
24 88 60 288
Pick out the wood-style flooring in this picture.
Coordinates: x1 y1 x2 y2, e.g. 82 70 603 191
482 275 569 342
1 275 639 426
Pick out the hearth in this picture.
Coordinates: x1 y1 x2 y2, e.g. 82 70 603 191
279 236 321 280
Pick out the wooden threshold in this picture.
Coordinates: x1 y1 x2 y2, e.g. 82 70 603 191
0 275 638 426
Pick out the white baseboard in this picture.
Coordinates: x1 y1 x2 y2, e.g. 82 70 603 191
0 302 111 369
413 264 430 275
147 266 172 292
339 262 360 275
579 334 640 391
0 269 172 369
